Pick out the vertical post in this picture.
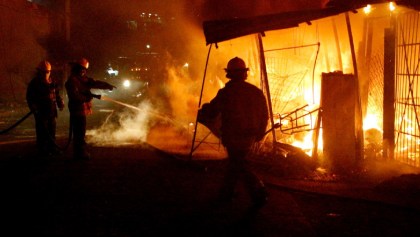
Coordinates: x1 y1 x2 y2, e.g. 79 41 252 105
345 12 364 162
383 24 396 160
257 34 277 144
362 18 374 118
359 16 373 119
189 44 213 160
332 17 343 72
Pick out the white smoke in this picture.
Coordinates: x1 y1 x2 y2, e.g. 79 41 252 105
87 100 152 146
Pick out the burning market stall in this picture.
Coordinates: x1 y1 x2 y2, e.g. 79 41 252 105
191 1 420 174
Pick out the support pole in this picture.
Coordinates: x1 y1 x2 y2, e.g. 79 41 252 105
189 44 213 160
383 24 396 160
345 12 364 162
257 34 277 144
332 17 343 72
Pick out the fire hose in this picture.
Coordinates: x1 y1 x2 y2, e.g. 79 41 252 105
0 92 112 152
0 111 33 135
0 109 73 151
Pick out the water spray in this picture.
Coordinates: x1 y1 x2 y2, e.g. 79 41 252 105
99 95 185 129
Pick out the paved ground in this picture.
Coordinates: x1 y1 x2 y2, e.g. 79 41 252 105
1 137 420 236
1 103 420 236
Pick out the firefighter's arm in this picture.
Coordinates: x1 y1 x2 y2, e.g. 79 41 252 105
78 91 101 100
88 78 116 91
54 84 65 111
27 102 38 114
256 93 270 141
198 96 221 123
85 92 101 100
26 83 38 113
57 98 65 111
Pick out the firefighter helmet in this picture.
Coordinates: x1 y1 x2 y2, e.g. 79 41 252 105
224 57 248 72
37 60 51 72
77 58 89 69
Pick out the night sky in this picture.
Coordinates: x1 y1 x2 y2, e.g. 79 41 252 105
64 0 326 69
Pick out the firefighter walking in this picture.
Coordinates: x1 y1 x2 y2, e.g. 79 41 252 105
198 57 269 212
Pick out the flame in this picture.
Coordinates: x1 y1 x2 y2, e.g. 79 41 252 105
363 114 382 132
292 131 314 156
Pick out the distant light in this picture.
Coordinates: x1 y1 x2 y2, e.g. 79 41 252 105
389 2 396 11
363 4 372 14
146 44 151 49
107 68 119 76
123 80 131 88
183 63 189 68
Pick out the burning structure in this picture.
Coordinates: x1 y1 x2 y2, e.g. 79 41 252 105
1 1 419 176
189 1 420 174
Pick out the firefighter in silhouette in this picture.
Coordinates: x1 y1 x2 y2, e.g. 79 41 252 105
26 60 65 156
65 58 116 160
198 57 269 211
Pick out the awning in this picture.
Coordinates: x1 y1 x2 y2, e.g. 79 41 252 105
202 0 420 45
202 7 351 45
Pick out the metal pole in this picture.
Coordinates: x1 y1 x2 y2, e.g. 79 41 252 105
257 33 277 144
345 12 364 162
332 17 343 72
383 26 395 160
188 44 213 160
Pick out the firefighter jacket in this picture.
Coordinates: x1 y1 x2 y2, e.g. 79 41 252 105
26 76 64 118
65 75 113 116
199 79 268 149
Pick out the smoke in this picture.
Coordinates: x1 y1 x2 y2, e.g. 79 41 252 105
166 65 200 124
82 10 265 151
87 101 152 146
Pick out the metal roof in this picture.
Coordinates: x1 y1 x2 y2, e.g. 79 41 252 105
202 0 420 45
